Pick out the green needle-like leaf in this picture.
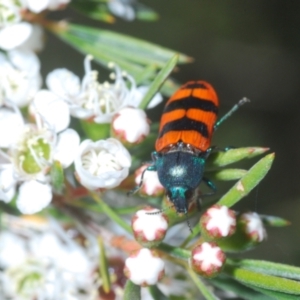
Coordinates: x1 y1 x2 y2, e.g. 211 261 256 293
206 147 270 169
187 268 218 300
224 264 300 295
124 280 141 300
205 168 247 181
50 160 64 193
244 285 300 300
148 285 168 300
139 54 179 109
217 153 275 208
211 276 273 300
47 22 191 80
228 259 300 281
98 236 111 293
260 214 291 227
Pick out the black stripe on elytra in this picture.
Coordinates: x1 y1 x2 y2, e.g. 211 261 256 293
158 116 209 138
164 96 218 114
183 82 207 90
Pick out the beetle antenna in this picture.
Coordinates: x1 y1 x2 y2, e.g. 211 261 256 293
145 204 175 215
185 212 193 233
214 97 250 130
127 168 148 196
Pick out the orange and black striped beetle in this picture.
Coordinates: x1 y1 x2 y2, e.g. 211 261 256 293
136 81 249 215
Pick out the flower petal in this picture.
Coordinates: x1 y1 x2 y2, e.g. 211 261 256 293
33 90 70 132
0 107 24 148
17 180 52 214
0 22 32 50
54 129 80 168
0 166 17 203
46 68 81 99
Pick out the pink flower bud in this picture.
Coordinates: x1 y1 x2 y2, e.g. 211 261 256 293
132 207 168 247
124 248 165 286
239 212 266 243
112 107 150 145
200 205 236 240
134 165 164 197
190 242 226 278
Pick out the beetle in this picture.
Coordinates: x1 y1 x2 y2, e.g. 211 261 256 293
134 80 249 215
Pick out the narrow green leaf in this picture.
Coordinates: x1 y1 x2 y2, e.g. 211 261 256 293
244 284 300 300
135 64 157 85
205 168 247 181
139 55 178 109
260 214 291 227
0 201 20 216
135 4 159 21
98 236 111 293
158 243 190 260
211 276 273 300
50 160 64 193
228 259 300 281
148 285 168 300
224 264 300 295
206 147 270 169
187 268 218 300
124 280 141 300
47 23 191 73
71 1 115 23
217 153 275 208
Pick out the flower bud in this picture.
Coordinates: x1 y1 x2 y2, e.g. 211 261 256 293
200 205 236 241
132 207 168 247
124 248 165 286
217 211 267 252
111 107 150 145
190 242 226 278
239 212 266 244
134 165 164 197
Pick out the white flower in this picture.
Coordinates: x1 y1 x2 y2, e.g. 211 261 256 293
132 208 168 243
0 48 41 107
124 248 165 286
75 138 131 190
0 105 80 213
46 56 162 123
112 107 150 144
0 217 96 299
0 1 22 28
134 165 164 197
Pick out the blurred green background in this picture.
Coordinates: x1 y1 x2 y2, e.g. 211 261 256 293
42 1 300 265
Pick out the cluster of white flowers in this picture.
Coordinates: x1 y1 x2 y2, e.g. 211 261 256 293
0 0 69 51
0 215 98 299
0 2 163 215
